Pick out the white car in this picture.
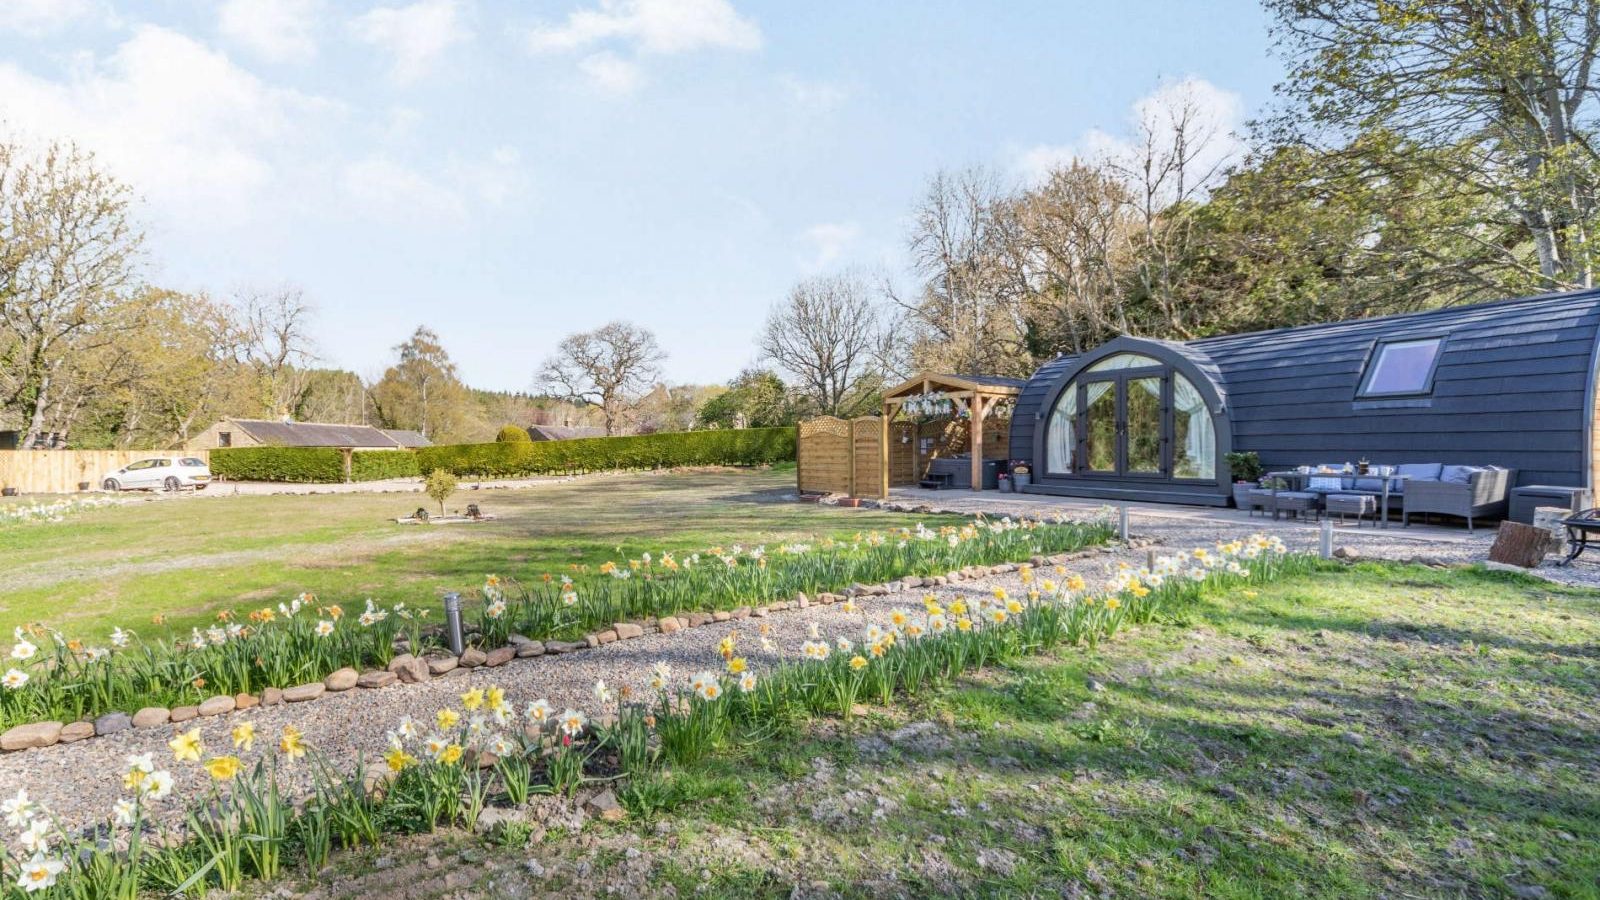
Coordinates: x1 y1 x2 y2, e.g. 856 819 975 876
100 457 212 492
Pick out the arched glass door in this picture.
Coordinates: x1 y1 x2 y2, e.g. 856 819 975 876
1045 353 1216 481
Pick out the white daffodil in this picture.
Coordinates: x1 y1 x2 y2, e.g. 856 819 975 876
2 790 34 828
17 854 63 893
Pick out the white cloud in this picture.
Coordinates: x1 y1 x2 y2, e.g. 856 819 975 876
340 155 466 222
0 25 334 217
779 74 848 114
528 0 758 92
527 0 760 55
349 0 470 85
799 222 860 269
218 0 322 63
578 51 642 93
1015 76 1245 198
0 0 93 35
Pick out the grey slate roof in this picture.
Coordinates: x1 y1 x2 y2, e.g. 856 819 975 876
381 429 432 448
231 419 404 448
528 424 608 441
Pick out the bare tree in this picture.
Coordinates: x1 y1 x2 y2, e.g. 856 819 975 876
760 271 883 416
1103 78 1239 336
892 168 1034 377
537 321 665 435
235 285 317 416
0 139 143 447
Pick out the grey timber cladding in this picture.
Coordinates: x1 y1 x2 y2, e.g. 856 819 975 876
1012 288 1600 489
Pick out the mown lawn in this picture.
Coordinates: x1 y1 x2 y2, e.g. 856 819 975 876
271 563 1600 899
0 469 957 640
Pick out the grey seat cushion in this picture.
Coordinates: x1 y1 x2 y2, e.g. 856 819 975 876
1395 463 1444 490
1353 476 1387 492
1441 464 1483 484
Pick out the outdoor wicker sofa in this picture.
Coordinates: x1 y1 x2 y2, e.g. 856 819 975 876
1400 465 1515 534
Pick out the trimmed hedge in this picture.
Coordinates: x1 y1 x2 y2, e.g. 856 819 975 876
210 428 796 483
415 426 797 478
350 449 421 481
210 447 344 483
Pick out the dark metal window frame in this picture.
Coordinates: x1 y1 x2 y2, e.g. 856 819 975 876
1355 335 1446 399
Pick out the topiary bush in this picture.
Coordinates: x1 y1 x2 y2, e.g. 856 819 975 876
210 447 345 483
350 449 421 481
415 426 797 478
495 424 532 443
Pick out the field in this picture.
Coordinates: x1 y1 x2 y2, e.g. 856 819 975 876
0 468 958 639
252 563 1600 899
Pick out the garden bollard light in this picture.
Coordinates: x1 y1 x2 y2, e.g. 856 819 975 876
1118 504 1129 542
1320 519 1333 559
443 592 465 656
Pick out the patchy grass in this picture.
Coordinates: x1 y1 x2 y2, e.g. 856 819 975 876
0 469 957 638
254 563 1600 899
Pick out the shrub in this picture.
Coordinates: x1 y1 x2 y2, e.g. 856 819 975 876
495 424 532 443
416 427 796 478
425 468 458 514
350 450 421 482
210 447 344 483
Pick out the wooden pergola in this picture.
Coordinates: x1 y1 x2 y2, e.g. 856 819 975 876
879 373 1024 496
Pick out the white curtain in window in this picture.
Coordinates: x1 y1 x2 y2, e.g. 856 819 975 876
1045 389 1077 473
1172 374 1214 479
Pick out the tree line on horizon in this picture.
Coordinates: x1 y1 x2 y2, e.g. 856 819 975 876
5 1 1599 447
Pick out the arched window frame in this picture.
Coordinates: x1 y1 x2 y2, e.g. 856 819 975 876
1032 338 1231 486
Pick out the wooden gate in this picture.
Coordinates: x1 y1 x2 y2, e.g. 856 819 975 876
851 417 884 498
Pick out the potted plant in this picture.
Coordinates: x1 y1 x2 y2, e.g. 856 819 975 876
76 459 91 492
1011 461 1031 490
1226 451 1263 508
1 483 16 497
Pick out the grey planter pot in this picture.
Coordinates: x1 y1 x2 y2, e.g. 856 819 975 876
1232 482 1257 509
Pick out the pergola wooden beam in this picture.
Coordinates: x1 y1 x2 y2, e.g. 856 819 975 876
878 373 1022 498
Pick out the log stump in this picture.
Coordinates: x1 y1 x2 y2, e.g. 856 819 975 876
1488 521 1554 568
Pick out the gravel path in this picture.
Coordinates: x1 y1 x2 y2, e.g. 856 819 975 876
3 498 1591 839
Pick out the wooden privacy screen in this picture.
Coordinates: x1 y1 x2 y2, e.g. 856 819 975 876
798 415 1011 496
0 450 212 495
797 416 852 494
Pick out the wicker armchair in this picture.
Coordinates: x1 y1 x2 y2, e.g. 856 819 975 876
1402 468 1515 534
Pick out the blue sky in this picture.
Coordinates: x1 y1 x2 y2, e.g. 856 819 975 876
0 0 1284 391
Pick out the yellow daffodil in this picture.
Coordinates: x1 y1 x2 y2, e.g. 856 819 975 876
203 755 242 781
439 744 463 765
231 721 255 751
727 656 746 675
279 725 307 760
385 747 417 772
849 655 868 670
486 685 505 709
460 689 484 711
168 728 203 763
436 708 460 730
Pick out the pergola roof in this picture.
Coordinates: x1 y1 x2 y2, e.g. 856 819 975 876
881 372 1025 401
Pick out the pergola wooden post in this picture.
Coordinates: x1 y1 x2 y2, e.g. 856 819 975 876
879 373 1023 499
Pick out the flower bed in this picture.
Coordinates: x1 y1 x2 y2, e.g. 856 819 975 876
0 496 129 528
0 516 1114 734
0 534 1303 896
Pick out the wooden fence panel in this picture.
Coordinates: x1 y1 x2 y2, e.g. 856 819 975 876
797 417 852 494
850 417 884 498
0 450 211 495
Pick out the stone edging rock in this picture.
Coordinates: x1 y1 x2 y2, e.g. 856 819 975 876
1 526 1144 754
